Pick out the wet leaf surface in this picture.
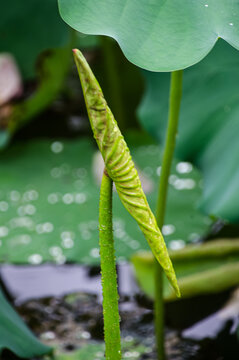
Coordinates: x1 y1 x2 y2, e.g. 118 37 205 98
59 0 239 71
0 135 211 264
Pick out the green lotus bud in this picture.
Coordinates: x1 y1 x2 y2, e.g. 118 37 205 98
73 49 180 297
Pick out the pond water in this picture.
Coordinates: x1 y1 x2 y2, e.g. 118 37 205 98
1 263 238 360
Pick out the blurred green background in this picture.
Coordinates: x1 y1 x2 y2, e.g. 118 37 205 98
1 1 239 358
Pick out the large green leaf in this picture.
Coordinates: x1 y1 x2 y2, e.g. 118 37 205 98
0 287 51 357
0 0 70 78
132 239 239 301
138 40 239 222
0 135 211 265
58 0 239 71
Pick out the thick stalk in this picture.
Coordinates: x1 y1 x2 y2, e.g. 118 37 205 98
101 36 125 131
99 169 121 360
154 70 183 359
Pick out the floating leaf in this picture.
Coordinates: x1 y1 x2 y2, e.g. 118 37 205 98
59 0 239 71
0 137 211 265
0 287 52 358
132 239 239 301
138 40 239 222
73 49 180 295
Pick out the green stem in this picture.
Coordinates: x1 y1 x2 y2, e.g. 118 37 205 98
99 169 121 360
154 70 183 359
101 36 125 131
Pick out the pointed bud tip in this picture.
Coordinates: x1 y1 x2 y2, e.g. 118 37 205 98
175 286 181 298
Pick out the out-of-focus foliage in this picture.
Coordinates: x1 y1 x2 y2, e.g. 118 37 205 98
0 134 211 265
0 0 70 78
0 47 71 148
0 1 74 148
59 0 239 71
138 41 239 222
95 37 144 132
0 1 102 147
0 287 51 358
132 239 239 301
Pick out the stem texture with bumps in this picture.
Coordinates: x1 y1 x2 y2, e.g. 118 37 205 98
99 169 121 360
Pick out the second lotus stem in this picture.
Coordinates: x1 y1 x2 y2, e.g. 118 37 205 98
154 70 183 359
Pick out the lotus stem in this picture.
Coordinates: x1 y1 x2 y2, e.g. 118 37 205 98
99 168 121 360
155 70 183 359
